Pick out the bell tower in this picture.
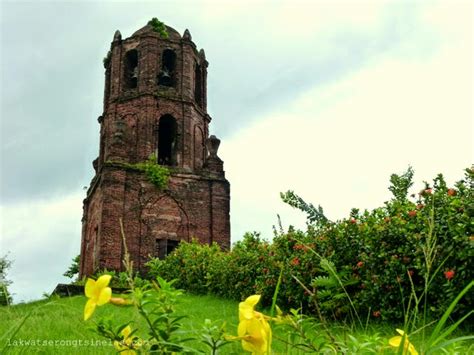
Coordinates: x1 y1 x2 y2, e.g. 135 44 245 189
80 21 230 276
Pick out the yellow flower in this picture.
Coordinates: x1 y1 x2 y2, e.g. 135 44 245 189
237 295 272 355
389 329 419 355
114 325 138 355
83 274 112 320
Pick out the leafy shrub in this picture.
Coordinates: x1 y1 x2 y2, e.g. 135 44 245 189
149 167 473 322
148 240 222 294
134 154 170 190
147 17 168 38
106 154 170 190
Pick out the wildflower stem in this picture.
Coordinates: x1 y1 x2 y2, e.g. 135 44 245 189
292 274 340 351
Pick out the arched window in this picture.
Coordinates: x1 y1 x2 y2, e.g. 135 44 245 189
157 115 177 165
194 62 203 107
158 49 176 87
123 50 138 89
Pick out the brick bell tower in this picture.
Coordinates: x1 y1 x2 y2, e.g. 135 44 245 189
79 22 230 277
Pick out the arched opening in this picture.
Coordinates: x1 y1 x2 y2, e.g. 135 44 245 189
123 50 138 89
157 115 176 165
141 195 190 261
194 62 203 107
158 49 176 87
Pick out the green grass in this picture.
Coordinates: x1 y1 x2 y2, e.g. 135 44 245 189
1 293 472 354
0 294 242 354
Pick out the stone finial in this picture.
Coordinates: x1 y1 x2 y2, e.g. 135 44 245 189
183 29 192 41
206 135 220 158
199 49 206 60
113 30 122 42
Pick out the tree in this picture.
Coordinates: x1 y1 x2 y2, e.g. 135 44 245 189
0 253 13 306
63 255 80 280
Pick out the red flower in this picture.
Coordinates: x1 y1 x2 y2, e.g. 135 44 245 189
447 189 456 196
372 310 381 318
444 270 455 280
408 210 417 217
357 261 364 268
290 257 300 266
349 218 357 224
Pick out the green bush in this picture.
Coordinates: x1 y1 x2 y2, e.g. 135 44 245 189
148 240 222 294
0 254 13 306
149 167 473 321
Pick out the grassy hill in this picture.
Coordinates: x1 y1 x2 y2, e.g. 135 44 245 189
1 292 472 354
1 293 242 354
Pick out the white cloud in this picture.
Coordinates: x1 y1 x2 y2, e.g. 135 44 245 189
1 193 84 302
221 0 472 241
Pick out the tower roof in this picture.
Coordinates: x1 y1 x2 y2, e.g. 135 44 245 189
132 24 182 41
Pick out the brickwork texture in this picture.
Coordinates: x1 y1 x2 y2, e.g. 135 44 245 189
79 23 231 277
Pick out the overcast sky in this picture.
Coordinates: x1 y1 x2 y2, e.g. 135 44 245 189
1 0 472 303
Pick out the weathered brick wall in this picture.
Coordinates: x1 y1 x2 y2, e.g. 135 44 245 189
80 180 103 276
101 96 208 169
81 166 230 275
79 23 230 277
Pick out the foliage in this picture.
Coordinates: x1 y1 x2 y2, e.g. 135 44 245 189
425 280 474 353
93 277 195 354
107 154 170 190
65 166 474 354
153 167 473 323
0 254 13 306
102 50 112 68
147 239 222 295
388 166 414 201
78 220 237 354
310 259 359 322
147 18 168 38
273 308 343 353
134 154 170 189
280 190 329 227
63 255 80 279
200 319 232 354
